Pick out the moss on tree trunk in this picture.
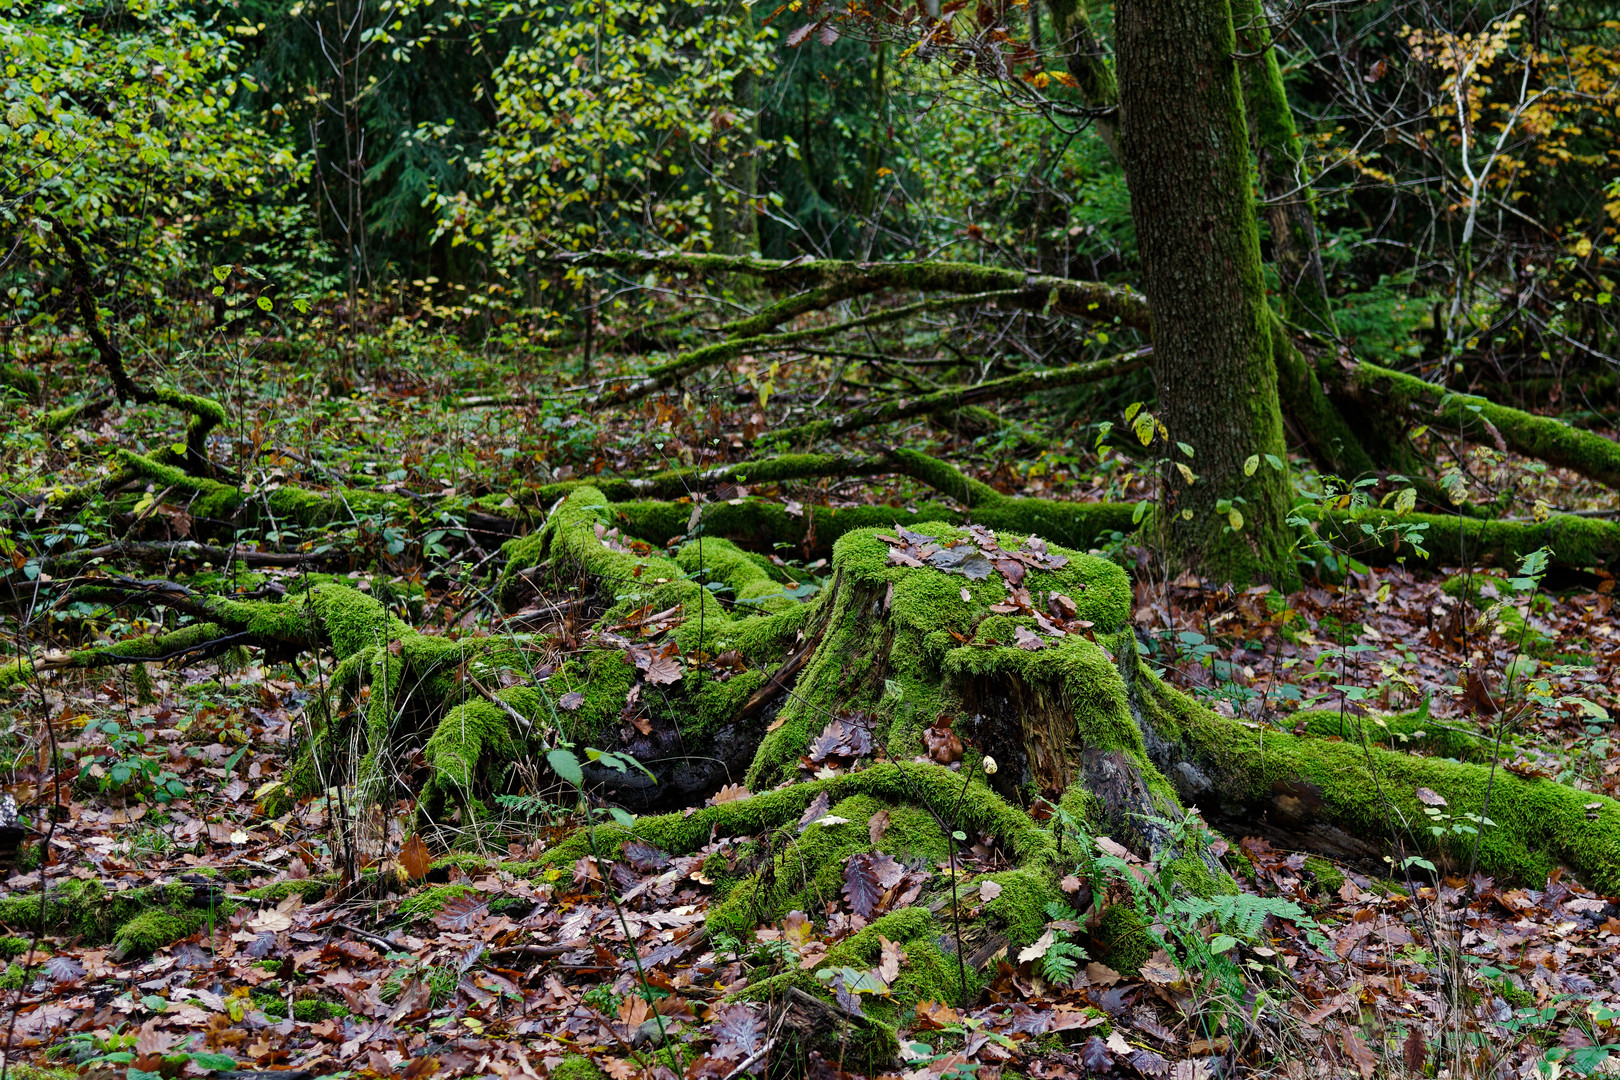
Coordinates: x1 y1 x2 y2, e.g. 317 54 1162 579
1115 0 1299 589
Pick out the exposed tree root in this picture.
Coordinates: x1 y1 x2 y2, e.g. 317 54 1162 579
19 481 1620 1053
517 494 1620 1066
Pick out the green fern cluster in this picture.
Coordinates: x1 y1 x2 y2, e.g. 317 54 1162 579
1169 893 1330 953
1039 901 1089 984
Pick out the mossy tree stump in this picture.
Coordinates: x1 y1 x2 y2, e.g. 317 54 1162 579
18 485 1620 1068
510 487 1620 1069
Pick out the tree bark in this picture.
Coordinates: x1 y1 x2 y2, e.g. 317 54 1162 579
1115 0 1299 588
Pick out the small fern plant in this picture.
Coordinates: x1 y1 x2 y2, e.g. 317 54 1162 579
1039 901 1090 984
1168 893 1331 955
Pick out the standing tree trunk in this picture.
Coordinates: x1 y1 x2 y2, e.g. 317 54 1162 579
1230 0 1336 336
1115 0 1300 588
1046 0 1119 158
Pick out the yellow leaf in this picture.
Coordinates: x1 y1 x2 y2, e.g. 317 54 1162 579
1228 509 1244 531
1243 454 1259 477
1175 462 1196 485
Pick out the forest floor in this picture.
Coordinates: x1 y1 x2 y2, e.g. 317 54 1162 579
4 327 1620 1080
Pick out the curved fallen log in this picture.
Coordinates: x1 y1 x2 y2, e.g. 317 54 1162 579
1339 360 1620 491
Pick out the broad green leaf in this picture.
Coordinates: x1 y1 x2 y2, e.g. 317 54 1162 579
547 748 584 787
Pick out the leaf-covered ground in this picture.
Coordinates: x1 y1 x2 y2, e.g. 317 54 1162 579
4 332 1620 1080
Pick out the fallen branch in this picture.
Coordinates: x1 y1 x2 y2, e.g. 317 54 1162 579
587 289 1031 410
44 540 338 574
47 219 225 468
764 349 1148 446
547 250 1152 334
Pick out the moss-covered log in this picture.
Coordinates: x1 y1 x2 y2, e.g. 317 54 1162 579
1341 361 1620 490
0 874 329 960
33 449 534 544
1297 504 1620 570
546 250 1152 333
1 362 42 401
527 450 1620 571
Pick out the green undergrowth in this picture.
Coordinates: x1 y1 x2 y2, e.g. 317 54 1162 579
0 873 334 960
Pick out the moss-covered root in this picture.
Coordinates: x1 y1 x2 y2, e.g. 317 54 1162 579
1132 660 1620 892
4 576 539 816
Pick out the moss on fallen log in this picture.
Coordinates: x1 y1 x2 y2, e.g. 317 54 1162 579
1299 505 1620 570
1130 656 1620 892
0 874 330 960
1346 361 1620 490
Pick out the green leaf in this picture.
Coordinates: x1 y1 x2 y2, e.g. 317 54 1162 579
609 807 635 828
256 296 273 311
190 1054 240 1072
1132 500 1149 525
1176 441 1194 458
1209 934 1238 953
547 748 584 787
1264 453 1284 471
